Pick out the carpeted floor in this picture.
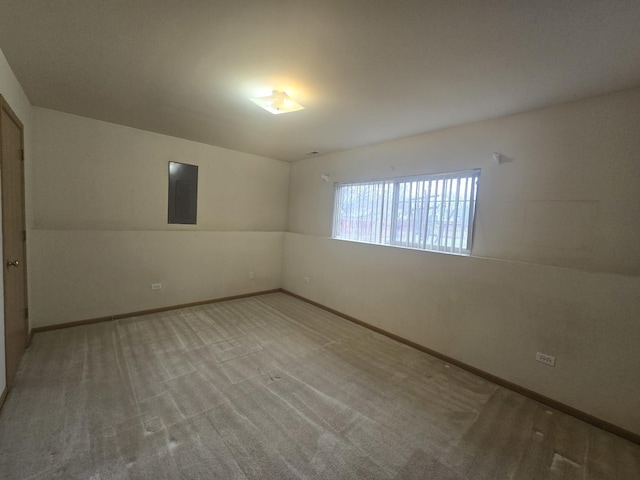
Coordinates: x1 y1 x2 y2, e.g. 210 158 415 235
0 292 638 479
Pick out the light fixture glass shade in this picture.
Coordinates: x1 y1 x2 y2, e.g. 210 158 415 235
249 90 304 114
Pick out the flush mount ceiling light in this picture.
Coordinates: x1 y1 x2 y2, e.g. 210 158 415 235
249 90 304 115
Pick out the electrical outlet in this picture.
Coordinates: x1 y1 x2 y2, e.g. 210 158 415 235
249 271 254 279
303 277 310 283
536 352 556 367
151 283 162 290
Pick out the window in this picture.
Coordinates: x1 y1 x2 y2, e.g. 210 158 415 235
332 169 480 255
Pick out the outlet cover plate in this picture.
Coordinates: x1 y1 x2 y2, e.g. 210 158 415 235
536 352 556 367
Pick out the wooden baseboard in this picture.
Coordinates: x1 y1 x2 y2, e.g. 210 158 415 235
30 289 282 334
0 386 7 412
26 287 639 444
281 289 640 446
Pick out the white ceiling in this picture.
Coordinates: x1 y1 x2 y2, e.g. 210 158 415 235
1 1 639 162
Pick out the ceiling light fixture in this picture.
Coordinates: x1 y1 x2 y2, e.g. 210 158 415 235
249 90 304 115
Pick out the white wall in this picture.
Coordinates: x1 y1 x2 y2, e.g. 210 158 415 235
284 87 640 435
0 47 34 395
288 88 640 275
4 41 640 438
31 108 290 327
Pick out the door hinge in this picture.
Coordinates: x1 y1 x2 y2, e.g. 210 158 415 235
23 230 27 242
25 307 29 319
21 149 24 161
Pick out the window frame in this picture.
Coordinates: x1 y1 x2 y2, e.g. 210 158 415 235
331 169 480 255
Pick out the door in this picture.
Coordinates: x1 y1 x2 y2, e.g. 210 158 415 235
1 95 28 388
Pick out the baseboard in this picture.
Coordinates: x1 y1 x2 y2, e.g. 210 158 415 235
30 289 282 334
0 386 7 412
281 289 640 446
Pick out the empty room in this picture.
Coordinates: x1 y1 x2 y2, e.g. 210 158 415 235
0 1 639 479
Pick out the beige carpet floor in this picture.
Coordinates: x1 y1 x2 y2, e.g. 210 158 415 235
0 292 638 479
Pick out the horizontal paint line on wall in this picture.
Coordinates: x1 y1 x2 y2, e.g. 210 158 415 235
289 232 640 278
28 228 287 233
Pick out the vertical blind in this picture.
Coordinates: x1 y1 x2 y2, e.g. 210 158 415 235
332 169 480 255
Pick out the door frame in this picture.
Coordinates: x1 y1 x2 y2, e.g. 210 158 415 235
0 94 29 398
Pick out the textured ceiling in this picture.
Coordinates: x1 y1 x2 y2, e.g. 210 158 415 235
1 0 639 161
